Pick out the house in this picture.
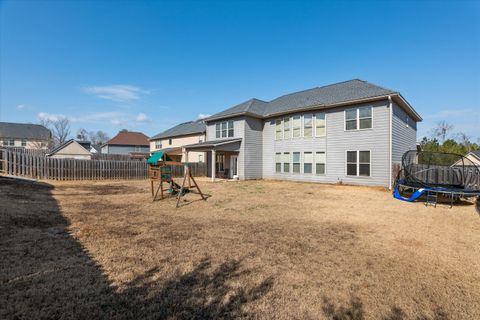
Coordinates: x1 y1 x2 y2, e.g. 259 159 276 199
149 120 206 162
47 139 92 159
0 122 51 149
101 131 150 155
183 79 422 187
453 150 480 167
77 141 101 154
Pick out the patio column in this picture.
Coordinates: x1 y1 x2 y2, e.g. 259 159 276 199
183 147 188 163
211 149 216 182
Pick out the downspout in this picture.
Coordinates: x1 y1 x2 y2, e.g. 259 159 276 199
388 96 393 190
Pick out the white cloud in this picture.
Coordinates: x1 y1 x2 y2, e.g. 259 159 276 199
16 104 26 110
84 85 149 102
37 112 67 122
198 113 211 119
135 112 151 122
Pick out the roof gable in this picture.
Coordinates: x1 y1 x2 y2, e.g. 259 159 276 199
105 131 150 146
47 139 91 156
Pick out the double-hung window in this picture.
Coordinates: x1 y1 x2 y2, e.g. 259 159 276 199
283 117 290 138
292 152 300 173
155 141 162 149
21 139 27 147
292 116 301 138
275 119 283 140
315 152 326 175
8 139 14 146
303 115 313 137
303 152 313 173
216 121 235 138
315 113 326 136
346 151 371 177
283 152 290 173
275 153 282 173
345 107 372 130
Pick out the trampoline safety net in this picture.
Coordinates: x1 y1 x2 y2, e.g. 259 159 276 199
400 151 480 192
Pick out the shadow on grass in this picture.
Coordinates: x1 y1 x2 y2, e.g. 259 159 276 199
0 177 272 319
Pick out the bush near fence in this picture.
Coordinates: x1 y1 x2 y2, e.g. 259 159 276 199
0 148 207 180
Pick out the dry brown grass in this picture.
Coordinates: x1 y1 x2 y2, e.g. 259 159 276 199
1 177 479 319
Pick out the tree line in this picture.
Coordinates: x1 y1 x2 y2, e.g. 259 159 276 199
419 121 479 155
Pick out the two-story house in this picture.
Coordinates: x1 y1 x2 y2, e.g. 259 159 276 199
0 122 52 149
101 131 150 155
183 79 422 187
150 120 206 163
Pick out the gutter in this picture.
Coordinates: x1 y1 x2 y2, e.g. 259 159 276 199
388 95 393 190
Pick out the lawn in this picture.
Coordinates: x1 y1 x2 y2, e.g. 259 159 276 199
1 177 479 319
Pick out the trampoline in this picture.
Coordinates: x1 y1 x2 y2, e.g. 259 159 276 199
394 150 480 212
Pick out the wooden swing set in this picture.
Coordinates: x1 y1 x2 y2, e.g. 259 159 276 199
148 152 207 208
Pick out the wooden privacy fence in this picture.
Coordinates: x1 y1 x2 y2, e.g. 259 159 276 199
0 148 207 181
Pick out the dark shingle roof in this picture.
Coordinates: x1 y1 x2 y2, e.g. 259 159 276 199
0 122 51 140
150 120 206 140
471 150 480 159
205 79 420 121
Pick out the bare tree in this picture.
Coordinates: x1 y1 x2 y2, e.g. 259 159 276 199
456 132 473 152
89 130 110 145
76 128 89 141
432 121 453 143
51 117 71 144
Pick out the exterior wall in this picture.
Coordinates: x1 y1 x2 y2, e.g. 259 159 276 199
392 102 417 163
1 137 49 149
243 117 263 179
262 100 391 187
206 117 246 178
102 145 150 155
150 133 206 163
50 142 92 160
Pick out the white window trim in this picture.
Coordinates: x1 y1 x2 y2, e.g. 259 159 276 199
275 119 283 140
283 152 290 174
275 152 282 173
303 114 313 138
345 150 372 177
314 113 327 137
314 151 326 175
344 107 373 131
292 151 301 174
292 115 302 139
303 151 313 174
283 117 291 139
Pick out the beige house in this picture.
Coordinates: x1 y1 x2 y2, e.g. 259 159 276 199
0 122 51 149
47 140 92 160
150 120 206 163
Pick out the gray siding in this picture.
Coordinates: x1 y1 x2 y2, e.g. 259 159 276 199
262 100 391 187
103 145 150 155
392 102 417 163
243 117 263 179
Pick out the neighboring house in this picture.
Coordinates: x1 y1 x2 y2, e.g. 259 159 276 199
184 79 422 187
101 131 150 155
453 150 480 167
78 141 101 154
150 120 206 162
0 122 51 149
47 139 92 160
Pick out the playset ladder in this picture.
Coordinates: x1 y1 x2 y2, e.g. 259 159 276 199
425 191 438 207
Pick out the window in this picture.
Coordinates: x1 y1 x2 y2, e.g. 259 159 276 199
346 151 371 177
345 107 372 130
315 113 326 136
199 136 203 143
21 139 27 147
283 152 290 173
216 121 234 138
7 138 14 146
2 139 8 146
283 117 290 138
292 152 300 173
315 152 326 175
345 109 357 130
275 153 282 173
359 107 372 129
227 120 234 137
303 152 313 173
169 138 172 145
199 154 203 162
275 119 283 140
359 151 371 176
292 116 301 138
155 141 162 149
216 154 225 172
216 123 221 138
303 115 313 137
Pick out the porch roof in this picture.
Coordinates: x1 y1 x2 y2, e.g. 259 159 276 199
184 138 242 151
154 147 183 155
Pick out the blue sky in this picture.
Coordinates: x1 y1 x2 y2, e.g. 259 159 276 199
0 0 479 141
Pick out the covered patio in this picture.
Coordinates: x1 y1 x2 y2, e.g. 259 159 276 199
183 138 241 181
